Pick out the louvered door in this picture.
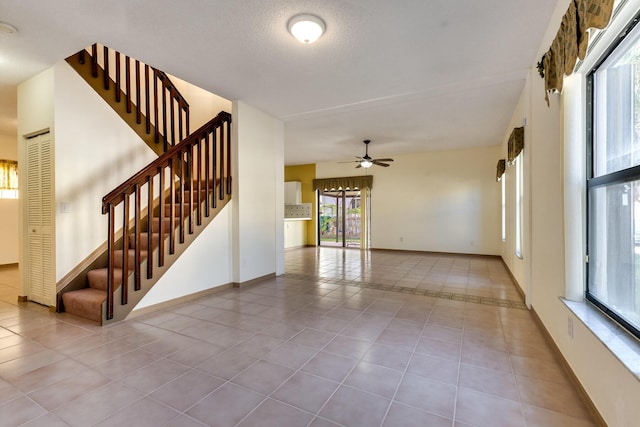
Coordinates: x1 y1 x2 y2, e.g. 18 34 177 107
26 133 55 306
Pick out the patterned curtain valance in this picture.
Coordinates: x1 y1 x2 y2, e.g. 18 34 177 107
539 0 615 104
507 127 524 163
312 175 373 191
0 160 18 190
496 159 506 182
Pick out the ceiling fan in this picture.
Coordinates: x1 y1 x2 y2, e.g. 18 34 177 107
340 140 394 168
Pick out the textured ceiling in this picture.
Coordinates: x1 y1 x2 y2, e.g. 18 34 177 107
0 0 558 164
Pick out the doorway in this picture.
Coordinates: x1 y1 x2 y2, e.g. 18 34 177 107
318 189 363 248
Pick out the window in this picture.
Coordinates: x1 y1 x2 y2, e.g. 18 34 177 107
0 160 18 199
587 17 640 339
501 177 506 242
515 154 523 258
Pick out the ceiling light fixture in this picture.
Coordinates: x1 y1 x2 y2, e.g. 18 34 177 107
0 22 17 35
288 14 325 44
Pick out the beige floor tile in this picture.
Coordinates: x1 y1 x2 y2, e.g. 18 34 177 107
54 382 143 427
94 397 179 427
186 383 265 426
455 387 525 427
414 335 461 360
164 414 207 427
302 351 358 382
120 358 190 394
0 396 47 426
20 412 69 427
271 371 339 413
231 360 295 395
323 335 371 359
461 341 513 373
166 340 226 367
237 398 314 427
28 370 110 411
150 370 224 411
394 373 457 419
406 353 459 385
362 343 412 371
458 363 520 401
383 402 452 427
262 341 318 370
319 385 390 426
522 404 597 427
344 360 403 399
516 375 592 420
289 328 336 349
197 349 258 379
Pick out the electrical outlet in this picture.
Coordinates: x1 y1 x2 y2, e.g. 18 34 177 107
568 316 574 338
399 237 404 243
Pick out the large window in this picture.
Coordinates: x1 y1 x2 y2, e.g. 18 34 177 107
501 177 506 242
515 154 523 258
587 18 640 339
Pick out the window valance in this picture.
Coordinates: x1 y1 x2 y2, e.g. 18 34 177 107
539 0 615 104
507 127 524 164
312 175 373 191
496 159 506 182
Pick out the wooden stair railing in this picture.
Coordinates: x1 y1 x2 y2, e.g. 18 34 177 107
75 43 190 152
102 111 232 320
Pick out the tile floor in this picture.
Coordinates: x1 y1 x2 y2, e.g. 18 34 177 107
0 248 596 426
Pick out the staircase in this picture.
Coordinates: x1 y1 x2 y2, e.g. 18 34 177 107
58 44 232 325
65 44 190 156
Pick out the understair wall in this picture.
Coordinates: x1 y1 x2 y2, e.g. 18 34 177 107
133 205 233 311
53 61 157 282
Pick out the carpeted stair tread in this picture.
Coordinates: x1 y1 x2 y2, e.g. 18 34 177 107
177 189 209 203
163 204 192 218
62 288 106 322
182 179 216 190
113 249 148 269
149 217 173 233
87 267 125 291
130 232 160 251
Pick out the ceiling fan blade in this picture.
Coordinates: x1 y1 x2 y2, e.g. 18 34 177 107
338 160 360 164
372 161 390 167
355 164 362 168
374 158 394 162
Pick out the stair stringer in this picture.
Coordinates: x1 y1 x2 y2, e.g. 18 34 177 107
65 51 164 157
103 192 232 325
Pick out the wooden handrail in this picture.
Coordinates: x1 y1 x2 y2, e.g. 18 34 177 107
81 43 190 152
102 111 232 320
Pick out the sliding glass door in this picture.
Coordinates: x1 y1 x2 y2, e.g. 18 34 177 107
318 189 362 247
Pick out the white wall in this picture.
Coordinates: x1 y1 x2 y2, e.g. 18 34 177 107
232 101 284 283
134 205 233 309
0 132 18 265
53 61 158 280
317 146 502 255
168 74 232 132
499 0 640 424
17 67 56 295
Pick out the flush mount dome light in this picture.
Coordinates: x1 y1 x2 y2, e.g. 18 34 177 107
288 14 325 44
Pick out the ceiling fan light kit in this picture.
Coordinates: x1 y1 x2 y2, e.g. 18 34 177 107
360 159 373 168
